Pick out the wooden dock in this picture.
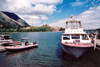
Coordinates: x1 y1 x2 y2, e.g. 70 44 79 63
96 39 100 45
0 46 6 52
95 39 100 50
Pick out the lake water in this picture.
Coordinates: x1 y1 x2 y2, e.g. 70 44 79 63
0 32 100 67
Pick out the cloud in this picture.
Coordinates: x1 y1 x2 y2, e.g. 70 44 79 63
0 0 63 25
30 0 63 4
70 1 84 6
70 0 100 7
8 4 56 15
49 6 100 29
96 0 100 2
49 18 71 27
70 0 85 6
91 0 95 5
57 10 62 13
2 0 57 15
19 14 48 25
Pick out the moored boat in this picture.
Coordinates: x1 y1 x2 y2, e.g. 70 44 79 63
0 34 21 46
5 43 38 51
5 38 38 51
61 20 94 58
2 40 21 46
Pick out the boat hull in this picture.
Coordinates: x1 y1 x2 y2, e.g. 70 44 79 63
61 42 93 58
2 41 21 46
5 44 38 51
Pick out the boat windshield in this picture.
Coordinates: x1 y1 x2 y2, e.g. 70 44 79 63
71 35 80 39
81 34 89 40
63 35 70 40
4 36 11 39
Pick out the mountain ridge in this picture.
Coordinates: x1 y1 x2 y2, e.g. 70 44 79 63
0 11 29 28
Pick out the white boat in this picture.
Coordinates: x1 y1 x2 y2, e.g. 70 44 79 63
0 34 21 46
61 20 94 58
0 34 11 41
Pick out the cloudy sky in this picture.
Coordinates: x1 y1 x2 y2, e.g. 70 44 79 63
0 0 100 29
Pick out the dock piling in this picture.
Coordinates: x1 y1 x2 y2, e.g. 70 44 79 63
94 34 97 50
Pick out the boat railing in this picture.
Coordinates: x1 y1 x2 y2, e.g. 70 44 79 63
66 20 82 29
21 37 29 43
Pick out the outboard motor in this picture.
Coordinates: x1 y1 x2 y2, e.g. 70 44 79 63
33 42 37 45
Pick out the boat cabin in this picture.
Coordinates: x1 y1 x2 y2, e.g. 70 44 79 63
62 20 91 44
62 33 91 44
66 20 82 29
0 35 11 40
21 37 29 46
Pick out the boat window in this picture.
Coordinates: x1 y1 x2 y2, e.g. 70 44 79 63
4 36 11 39
71 35 80 39
81 35 89 40
63 35 70 40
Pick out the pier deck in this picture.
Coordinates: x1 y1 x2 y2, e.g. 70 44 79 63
96 39 100 45
95 38 100 50
0 46 6 52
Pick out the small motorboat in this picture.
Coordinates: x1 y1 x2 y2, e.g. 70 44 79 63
5 38 38 51
5 43 38 51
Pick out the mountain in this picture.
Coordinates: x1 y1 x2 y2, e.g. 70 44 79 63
50 26 65 32
0 11 29 28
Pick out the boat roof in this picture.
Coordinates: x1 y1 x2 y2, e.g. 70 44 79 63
62 33 87 35
66 20 81 23
0 35 10 37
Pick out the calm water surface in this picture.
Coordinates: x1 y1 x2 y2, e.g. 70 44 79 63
0 32 100 67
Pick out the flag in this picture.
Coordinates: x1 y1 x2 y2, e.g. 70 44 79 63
70 14 73 18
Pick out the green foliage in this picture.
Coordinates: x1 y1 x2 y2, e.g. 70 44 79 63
0 26 65 32
31 26 51 32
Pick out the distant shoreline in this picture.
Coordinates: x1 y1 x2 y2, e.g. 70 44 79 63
0 31 64 33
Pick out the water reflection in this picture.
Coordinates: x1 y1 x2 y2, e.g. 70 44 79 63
56 42 100 67
6 48 38 58
56 43 79 62
0 32 100 67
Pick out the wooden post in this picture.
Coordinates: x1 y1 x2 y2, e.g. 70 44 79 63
76 22 77 28
94 34 97 50
71 22 73 28
79 22 82 28
71 22 72 28
79 22 80 28
66 22 68 28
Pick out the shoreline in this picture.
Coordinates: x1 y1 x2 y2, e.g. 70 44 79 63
0 31 64 33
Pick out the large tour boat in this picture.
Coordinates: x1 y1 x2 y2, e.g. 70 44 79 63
61 20 94 58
